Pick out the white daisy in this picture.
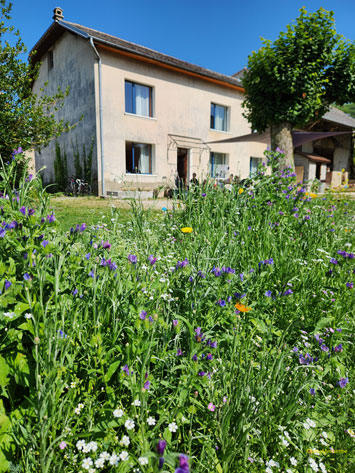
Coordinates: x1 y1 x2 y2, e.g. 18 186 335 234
99 451 110 461
113 408 124 418
95 457 105 468
82 457 93 470
309 457 319 472
109 453 119 465
119 451 129 461
132 399 141 406
147 416 156 426
125 419 135 430
76 439 86 451
138 457 149 466
87 441 98 452
290 457 297 466
168 422 178 433
120 435 130 446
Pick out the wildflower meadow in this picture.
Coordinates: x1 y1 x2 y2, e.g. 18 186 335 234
0 149 354 473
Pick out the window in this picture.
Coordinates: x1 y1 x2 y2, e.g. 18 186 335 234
209 152 228 178
250 157 262 176
48 51 54 71
125 81 153 117
126 142 153 174
210 103 228 131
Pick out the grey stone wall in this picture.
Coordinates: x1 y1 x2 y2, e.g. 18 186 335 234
32 32 98 191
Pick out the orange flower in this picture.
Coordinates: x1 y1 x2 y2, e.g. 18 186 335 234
235 302 252 312
238 188 244 194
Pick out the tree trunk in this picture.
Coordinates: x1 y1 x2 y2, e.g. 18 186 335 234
270 122 294 170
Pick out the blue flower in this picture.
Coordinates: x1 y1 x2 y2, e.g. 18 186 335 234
23 273 31 281
265 290 272 297
128 254 137 264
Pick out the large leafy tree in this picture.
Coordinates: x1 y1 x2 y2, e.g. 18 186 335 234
242 7 355 169
0 0 72 158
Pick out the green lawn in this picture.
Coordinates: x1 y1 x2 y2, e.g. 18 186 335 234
49 196 134 231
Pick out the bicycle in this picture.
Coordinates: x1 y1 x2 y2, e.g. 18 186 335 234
76 178 92 195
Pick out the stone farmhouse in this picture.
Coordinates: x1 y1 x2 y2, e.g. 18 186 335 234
31 7 266 196
31 8 354 196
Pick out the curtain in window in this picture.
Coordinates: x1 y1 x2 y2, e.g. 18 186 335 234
138 144 151 173
214 105 226 131
135 84 150 116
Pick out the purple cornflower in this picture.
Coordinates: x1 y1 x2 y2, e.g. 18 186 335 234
19 206 26 216
122 364 130 376
47 213 55 223
176 258 189 269
158 457 165 470
143 380 151 390
334 344 343 353
189 276 194 282
89 270 95 278
42 240 49 248
239 273 244 282
72 288 78 296
176 348 183 356
338 377 349 388
265 290 272 297
58 329 67 339
346 282 353 289
283 289 293 296
85 253 91 260
79 223 86 232
197 270 206 278
28 208 35 216
192 354 198 362
175 454 190 473
320 344 329 352
4 280 12 290
207 353 213 361
148 255 157 265
330 258 338 265
157 440 167 455
128 254 137 264
218 299 226 307
0 228 5 238
139 311 147 320
23 273 31 281
102 240 111 249
198 371 206 377
206 339 217 348
173 319 179 327
309 388 316 396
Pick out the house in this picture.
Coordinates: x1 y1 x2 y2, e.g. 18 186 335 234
31 8 266 197
294 108 355 189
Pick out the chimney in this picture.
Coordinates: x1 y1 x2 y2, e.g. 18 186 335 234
53 7 64 21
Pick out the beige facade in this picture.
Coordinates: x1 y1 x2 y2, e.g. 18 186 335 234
98 49 266 196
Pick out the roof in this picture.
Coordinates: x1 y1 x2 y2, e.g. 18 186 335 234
322 107 355 129
30 18 244 91
295 150 332 164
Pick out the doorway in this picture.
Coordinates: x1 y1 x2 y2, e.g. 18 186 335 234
177 148 188 187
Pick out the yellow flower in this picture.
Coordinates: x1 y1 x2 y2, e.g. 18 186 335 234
235 302 252 312
342 168 345 173
181 227 193 233
238 188 244 194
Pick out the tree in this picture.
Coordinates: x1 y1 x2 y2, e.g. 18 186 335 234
242 7 355 169
0 0 73 159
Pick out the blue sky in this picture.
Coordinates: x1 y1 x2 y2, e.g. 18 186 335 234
9 0 355 76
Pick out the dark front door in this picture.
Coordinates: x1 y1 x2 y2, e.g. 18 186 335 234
177 148 188 187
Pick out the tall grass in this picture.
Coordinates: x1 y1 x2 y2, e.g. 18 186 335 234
0 150 354 473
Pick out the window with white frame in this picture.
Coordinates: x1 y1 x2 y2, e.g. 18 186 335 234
210 103 228 131
250 157 262 176
126 142 153 174
209 152 228 178
125 81 153 117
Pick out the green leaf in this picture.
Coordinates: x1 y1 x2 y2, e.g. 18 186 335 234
104 361 120 383
0 356 10 390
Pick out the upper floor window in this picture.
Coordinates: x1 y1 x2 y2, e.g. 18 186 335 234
125 81 153 117
210 103 228 131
